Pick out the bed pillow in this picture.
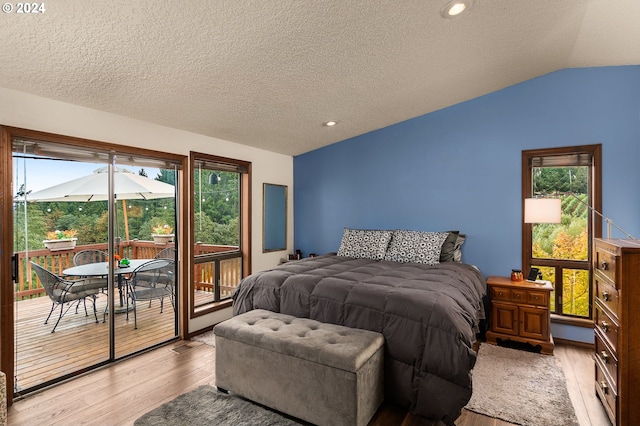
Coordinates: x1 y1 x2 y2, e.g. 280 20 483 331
439 231 460 262
337 228 393 260
384 230 449 265
453 233 466 262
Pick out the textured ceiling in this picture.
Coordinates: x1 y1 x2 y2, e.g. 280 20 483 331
1 0 639 156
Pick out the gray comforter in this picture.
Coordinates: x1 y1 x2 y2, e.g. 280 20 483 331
232 254 486 424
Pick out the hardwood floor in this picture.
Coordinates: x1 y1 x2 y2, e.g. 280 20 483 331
6 342 609 426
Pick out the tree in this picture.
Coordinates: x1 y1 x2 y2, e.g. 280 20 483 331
533 167 587 195
13 204 47 251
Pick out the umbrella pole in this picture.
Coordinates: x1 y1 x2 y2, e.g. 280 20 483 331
122 199 130 242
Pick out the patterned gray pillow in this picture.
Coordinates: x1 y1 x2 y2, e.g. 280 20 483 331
337 228 393 260
384 230 449 264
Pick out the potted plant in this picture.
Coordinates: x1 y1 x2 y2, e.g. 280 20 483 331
152 224 174 245
43 229 78 251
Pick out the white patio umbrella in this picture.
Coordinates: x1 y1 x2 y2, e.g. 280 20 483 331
24 166 175 241
25 166 174 202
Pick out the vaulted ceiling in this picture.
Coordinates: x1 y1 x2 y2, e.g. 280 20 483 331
2 1 639 156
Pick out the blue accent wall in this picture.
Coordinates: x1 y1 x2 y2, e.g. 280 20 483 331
294 66 640 343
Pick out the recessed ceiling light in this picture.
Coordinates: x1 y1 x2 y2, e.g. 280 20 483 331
323 121 338 127
441 0 472 18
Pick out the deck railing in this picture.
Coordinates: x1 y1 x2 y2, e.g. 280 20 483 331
15 241 241 301
193 249 243 305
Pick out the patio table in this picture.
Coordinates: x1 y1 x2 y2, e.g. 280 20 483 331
63 259 166 313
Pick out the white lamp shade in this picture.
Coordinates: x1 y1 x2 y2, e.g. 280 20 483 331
524 198 561 224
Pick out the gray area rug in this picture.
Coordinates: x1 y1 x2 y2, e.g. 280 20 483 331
466 343 579 426
134 385 300 426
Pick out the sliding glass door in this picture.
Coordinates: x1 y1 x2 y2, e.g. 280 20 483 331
6 129 182 397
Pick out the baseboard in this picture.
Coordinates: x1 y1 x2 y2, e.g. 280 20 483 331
553 337 594 350
186 325 215 340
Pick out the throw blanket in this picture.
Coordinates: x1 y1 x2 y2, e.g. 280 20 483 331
232 254 486 425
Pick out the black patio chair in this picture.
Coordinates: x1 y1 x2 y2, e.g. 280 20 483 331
131 247 176 309
154 246 176 260
73 249 108 266
30 262 101 333
71 249 109 312
126 259 175 329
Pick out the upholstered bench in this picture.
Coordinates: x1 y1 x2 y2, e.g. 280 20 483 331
214 309 384 426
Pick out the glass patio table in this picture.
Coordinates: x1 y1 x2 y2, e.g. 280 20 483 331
63 259 165 313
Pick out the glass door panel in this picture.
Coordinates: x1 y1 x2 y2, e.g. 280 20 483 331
11 138 180 395
113 157 178 358
13 144 111 394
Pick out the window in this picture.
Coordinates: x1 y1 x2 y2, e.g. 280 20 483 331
190 152 251 316
522 145 602 321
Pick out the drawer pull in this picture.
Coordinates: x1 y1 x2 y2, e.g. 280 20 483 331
515 293 521 299
601 260 608 270
498 292 503 297
533 296 539 301
601 321 609 332
600 351 609 363
602 291 610 302
600 381 609 395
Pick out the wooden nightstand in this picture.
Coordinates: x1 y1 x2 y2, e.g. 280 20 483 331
485 276 554 355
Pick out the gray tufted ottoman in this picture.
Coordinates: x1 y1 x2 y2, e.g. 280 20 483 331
214 309 384 426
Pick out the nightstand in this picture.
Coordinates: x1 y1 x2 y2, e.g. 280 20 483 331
485 275 554 355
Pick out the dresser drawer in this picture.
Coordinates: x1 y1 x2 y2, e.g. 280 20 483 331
594 246 618 287
594 274 619 319
491 286 511 302
595 303 618 353
595 362 617 425
595 330 618 390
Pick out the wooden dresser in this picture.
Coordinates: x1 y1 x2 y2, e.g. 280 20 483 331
593 238 640 426
485 276 554 355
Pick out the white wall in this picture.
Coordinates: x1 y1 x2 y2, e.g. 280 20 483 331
1 87 294 332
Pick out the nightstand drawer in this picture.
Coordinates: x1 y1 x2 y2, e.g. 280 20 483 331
526 290 547 307
491 286 511 302
594 247 618 287
511 289 525 303
595 303 618 354
594 274 619 319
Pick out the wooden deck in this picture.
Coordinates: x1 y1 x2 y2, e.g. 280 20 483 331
14 292 178 394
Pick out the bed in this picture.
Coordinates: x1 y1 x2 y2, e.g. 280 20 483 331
232 229 486 424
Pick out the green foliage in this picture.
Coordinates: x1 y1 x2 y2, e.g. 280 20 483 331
194 213 239 246
533 194 588 261
14 166 241 251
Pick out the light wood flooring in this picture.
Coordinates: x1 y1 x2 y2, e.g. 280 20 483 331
6 341 609 426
